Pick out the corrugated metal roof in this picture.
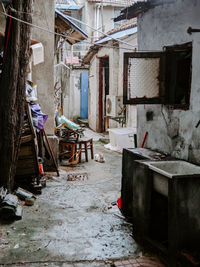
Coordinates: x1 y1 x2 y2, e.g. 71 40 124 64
88 0 136 5
55 4 84 10
95 26 137 44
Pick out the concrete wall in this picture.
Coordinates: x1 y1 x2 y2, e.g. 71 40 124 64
119 35 137 128
88 34 137 131
80 1 122 41
88 56 99 131
137 0 200 164
32 0 55 135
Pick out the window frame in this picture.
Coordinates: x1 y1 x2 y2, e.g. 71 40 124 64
123 52 166 105
123 43 192 108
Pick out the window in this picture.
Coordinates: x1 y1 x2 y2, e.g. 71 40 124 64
123 42 192 109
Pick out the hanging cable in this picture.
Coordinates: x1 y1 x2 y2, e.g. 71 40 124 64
0 10 138 51
0 10 161 53
64 13 137 49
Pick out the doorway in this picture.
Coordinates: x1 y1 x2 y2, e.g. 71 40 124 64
98 57 109 132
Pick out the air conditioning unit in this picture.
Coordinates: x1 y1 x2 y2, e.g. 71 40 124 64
106 95 124 117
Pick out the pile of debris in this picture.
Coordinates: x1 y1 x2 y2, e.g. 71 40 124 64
0 185 43 222
0 187 22 221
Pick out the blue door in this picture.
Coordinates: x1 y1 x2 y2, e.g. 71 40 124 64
80 72 88 119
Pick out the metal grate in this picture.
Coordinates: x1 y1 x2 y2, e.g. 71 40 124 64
128 57 160 99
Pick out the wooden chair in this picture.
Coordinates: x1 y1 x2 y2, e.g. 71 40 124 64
76 138 94 162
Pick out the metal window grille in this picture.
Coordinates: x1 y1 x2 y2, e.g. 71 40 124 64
128 57 160 99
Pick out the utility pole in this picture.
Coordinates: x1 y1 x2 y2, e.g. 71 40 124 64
0 0 33 191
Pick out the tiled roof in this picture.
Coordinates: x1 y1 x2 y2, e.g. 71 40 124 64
83 19 137 63
102 18 137 36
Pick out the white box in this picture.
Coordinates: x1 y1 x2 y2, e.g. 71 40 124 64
106 127 136 152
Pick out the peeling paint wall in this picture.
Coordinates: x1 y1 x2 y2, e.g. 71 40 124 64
32 0 55 135
137 0 200 164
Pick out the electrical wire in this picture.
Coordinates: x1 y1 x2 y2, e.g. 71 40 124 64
0 10 161 52
64 13 137 48
0 10 137 51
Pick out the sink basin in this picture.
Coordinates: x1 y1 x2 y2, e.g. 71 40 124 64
145 160 200 178
143 160 200 196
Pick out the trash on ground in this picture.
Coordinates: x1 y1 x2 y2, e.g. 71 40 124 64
25 197 35 206
0 187 7 201
15 187 36 200
0 193 22 221
13 244 19 249
67 172 88 181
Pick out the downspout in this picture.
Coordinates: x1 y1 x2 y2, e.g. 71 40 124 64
71 44 73 65
96 4 100 38
94 4 96 41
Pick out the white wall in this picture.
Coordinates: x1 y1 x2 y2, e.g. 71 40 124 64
88 33 137 132
63 68 82 120
137 0 200 164
88 56 99 131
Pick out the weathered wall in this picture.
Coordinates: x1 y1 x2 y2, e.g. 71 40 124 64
88 56 99 131
119 34 137 128
88 45 119 131
137 0 200 163
88 34 137 132
32 0 55 135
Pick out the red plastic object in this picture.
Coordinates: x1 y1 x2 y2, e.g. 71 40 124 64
141 131 148 148
117 197 121 209
39 163 44 176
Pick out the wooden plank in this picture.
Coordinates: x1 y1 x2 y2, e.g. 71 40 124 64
15 103 40 179
16 167 37 176
18 145 33 157
17 159 36 169
21 134 35 144
42 129 59 176
25 103 36 137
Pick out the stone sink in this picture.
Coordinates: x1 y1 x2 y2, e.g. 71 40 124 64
144 160 200 196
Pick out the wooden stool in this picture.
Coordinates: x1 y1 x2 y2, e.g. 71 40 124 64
59 139 76 162
77 138 94 162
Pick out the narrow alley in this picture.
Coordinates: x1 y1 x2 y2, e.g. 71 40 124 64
1 1 200 266
0 136 142 267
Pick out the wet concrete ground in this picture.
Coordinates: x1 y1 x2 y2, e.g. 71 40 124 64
0 141 142 267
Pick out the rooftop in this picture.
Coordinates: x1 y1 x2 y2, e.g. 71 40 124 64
55 9 88 45
114 0 175 21
87 0 137 7
83 20 137 63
